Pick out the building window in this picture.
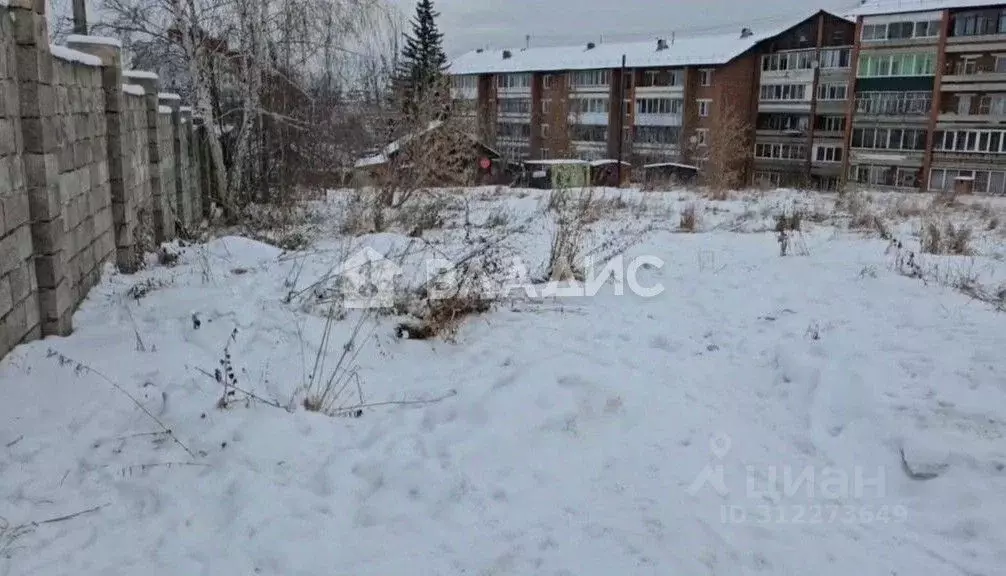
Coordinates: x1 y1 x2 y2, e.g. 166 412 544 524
817 83 848 100
849 164 920 188
571 69 610 88
697 99 712 117
754 142 807 160
498 97 531 115
757 113 809 131
862 18 942 41
857 52 936 77
820 47 852 69
761 50 815 72
496 73 532 90
933 128 1006 153
851 127 927 150
951 8 1006 37
695 128 708 146
574 97 610 114
759 84 808 101
814 145 844 163
543 74 553 89
497 122 531 139
815 115 846 132
572 124 608 142
635 125 681 144
635 97 682 115
451 74 478 92
855 91 932 115
930 168 1006 195
699 69 713 86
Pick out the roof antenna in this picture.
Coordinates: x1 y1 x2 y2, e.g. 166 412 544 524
671 31 675 45
525 34 531 49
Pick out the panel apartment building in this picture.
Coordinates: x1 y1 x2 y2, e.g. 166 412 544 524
847 0 1006 195
449 10 855 189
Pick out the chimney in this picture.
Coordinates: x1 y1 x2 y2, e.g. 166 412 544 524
502 49 512 59
586 41 596 50
656 38 668 51
740 27 753 38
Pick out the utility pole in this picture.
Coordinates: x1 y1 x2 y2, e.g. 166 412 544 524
72 0 88 34
616 53 626 187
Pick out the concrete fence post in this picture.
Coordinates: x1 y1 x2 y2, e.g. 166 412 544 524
66 36 142 272
159 93 188 230
0 0 42 354
11 0 72 336
180 106 202 223
125 71 174 243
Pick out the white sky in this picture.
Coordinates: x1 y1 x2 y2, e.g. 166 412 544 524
390 0 863 56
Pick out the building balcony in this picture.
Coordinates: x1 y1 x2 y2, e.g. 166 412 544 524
932 150 1006 166
759 100 812 113
849 149 924 166
937 112 1006 124
635 84 684 96
947 32 1006 48
633 114 683 127
578 112 610 126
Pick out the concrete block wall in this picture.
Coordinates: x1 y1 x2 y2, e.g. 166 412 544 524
156 106 177 233
0 0 204 361
51 54 115 312
0 7 40 358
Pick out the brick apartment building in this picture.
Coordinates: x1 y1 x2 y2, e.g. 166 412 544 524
449 10 855 188
449 1 1006 194
847 0 1006 195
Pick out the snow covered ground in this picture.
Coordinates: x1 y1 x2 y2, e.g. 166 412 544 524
2 188 1006 575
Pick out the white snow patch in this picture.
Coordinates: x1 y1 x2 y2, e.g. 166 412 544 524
123 70 159 80
49 45 102 67
121 83 145 96
65 34 122 48
158 92 181 101
179 106 193 113
2 191 1006 575
157 105 172 114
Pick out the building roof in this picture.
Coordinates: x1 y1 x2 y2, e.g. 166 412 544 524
449 10 844 75
849 0 1002 16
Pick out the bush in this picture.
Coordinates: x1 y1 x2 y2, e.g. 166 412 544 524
678 203 700 232
921 219 972 255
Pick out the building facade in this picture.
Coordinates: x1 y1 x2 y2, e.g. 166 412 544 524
846 1 1006 194
449 2 1006 194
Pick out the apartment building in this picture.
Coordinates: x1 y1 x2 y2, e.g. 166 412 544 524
448 10 853 187
847 0 1006 195
754 13 856 190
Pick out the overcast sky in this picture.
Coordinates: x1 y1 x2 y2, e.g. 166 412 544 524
390 0 862 57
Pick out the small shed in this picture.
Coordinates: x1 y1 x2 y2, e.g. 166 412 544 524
590 160 631 187
354 121 502 186
642 162 699 187
522 160 590 189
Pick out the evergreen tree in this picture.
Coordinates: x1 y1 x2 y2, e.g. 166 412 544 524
396 0 448 121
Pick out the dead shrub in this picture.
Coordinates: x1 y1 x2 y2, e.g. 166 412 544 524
774 210 802 233
921 219 973 255
484 208 511 229
395 293 493 341
678 203 700 232
397 193 454 237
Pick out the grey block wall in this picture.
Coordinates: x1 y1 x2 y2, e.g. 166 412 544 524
0 7 39 358
0 0 204 361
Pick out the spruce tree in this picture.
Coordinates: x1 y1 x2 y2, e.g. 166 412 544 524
396 0 448 121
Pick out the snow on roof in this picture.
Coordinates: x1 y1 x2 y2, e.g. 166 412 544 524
123 70 159 80
158 105 173 114
850 0 1001 16
158 92 182 101
50 45 102 67
450 12 825 75
180 106 193 113
524 159 589 165
354 120 444 168
122 83 146 96
589 159 630 166
643 162 699 170
65 35 122 48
